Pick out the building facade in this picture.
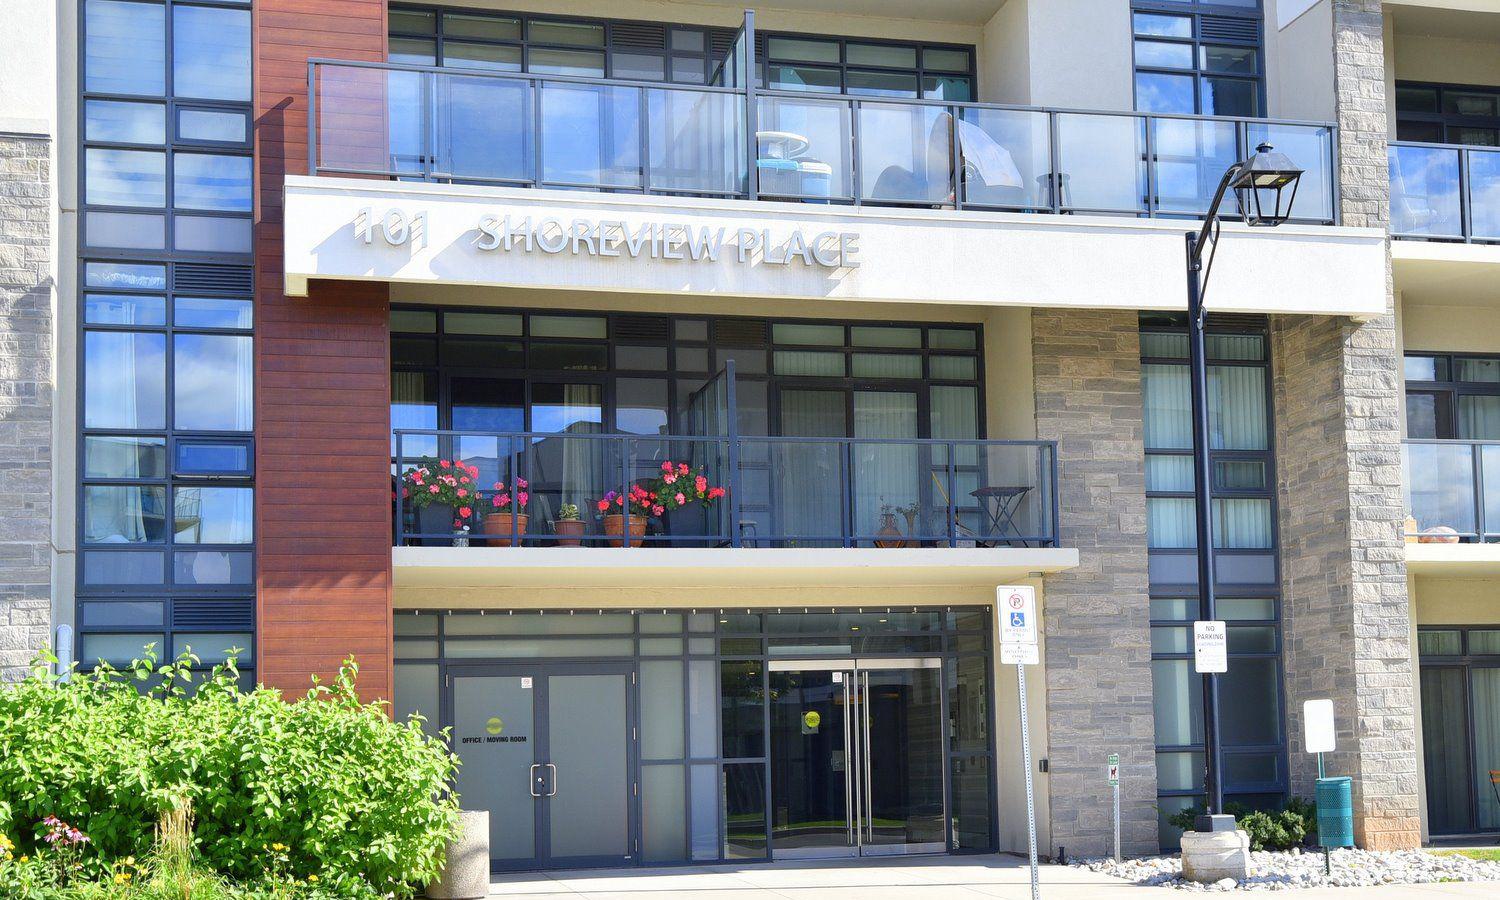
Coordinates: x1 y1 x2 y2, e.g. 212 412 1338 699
7 0 1500 870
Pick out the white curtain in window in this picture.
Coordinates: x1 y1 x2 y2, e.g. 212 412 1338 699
777 390 844 545
1472 669 1500 829
1143 364 1192 450
1209 366 1267 450
852 392 918 541
1460 396 1500 441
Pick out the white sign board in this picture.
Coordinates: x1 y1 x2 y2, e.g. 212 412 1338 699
998 586 1038 646
1001 642 1040 666
1107 753 1120 786
1193 620 1228 673
1304 699 1336 754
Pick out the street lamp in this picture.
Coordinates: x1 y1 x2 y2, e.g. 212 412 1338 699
1185 143 1303 835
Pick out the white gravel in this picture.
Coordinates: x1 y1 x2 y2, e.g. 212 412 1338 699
1072 847 1500 891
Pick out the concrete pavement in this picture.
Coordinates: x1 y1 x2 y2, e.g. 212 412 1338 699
484 854 1500 899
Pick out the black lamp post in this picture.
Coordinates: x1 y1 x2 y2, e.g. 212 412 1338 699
1185 143 1303 833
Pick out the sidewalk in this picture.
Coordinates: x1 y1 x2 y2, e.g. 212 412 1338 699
485 854 1500 899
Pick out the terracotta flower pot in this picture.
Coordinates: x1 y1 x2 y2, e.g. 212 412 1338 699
602 513 648 547
875 512 906 549
481 512 528 547
553 518 585 547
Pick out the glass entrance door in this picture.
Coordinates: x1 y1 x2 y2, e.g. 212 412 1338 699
449 662 636 871
769 658 945 859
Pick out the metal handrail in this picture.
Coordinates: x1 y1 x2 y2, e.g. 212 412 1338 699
1389 139 1500 243
391 428 1060 549
307 56 1340 224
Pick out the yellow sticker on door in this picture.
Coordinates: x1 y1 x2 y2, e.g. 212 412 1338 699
803 710 821 731
486 716 504 736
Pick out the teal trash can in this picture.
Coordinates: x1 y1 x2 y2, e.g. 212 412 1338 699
1315 776 1355 848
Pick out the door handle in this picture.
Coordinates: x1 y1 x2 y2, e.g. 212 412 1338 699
546 762 558 797
530 763 543 798
842 683 854 846
862 671 873 843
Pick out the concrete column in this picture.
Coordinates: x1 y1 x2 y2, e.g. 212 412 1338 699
1033 308 1157 857
0 132 53 680
1269 0 1420 851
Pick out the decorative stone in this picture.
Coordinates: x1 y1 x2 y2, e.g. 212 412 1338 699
1179 830 1250 884
426 810 490 900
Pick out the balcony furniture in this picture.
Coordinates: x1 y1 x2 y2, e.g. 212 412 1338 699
971 485 1034 548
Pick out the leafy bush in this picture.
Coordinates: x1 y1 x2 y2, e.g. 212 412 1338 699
1166 798 1317 851
0 650 459 897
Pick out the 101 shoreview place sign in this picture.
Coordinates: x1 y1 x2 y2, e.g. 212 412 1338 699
355 207 861 269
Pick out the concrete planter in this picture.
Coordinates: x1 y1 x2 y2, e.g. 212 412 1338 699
1180 829 1251 884
426 810 489 899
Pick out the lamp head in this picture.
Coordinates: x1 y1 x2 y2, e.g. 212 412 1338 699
1231 143 1304 226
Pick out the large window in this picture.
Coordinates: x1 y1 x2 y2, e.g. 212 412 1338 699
78 0 254 682
1405 352 1500 440
1139 313 1285 849
1397 82 1500 146
1417 627 1500 834
389 5 974 100
390 307 983 445
1132 1 1263 117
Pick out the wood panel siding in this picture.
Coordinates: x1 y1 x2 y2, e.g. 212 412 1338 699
254 0 393 700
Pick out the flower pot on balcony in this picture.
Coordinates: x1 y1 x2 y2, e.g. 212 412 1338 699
875 512 906 549
482 512 528 547
602 514 648 547
418 504 469 546
1418 525 1461 544
554 518 584 547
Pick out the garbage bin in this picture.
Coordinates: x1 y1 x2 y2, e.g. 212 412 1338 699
1315 776 1354 848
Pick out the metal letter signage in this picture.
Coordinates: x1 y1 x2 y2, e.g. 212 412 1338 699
469 213 859 269
1193 620 1228 674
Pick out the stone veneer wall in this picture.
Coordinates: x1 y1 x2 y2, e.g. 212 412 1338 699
0 132 53 681
1033 308 1158 857
1272 0 1419 851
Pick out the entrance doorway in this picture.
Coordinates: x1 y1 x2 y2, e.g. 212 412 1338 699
768 658 946 858
448 662 636 870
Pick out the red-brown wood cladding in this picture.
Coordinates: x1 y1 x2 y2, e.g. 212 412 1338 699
254 0 393 701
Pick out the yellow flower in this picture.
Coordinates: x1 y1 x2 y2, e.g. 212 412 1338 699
124 856 135 866
272 842 287 852
115 872 133 884
18 855 28 863
307 874 319 882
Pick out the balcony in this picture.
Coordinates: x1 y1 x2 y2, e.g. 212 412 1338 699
393 429 1057 551
310 59 1339 223
1403 439 1500 573
1390 141 1500 243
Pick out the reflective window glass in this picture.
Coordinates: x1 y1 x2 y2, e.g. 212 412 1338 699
84 485 168 543
178 109 247 144
1133 13 1192 37
86 100 166 144
85 331 166 429
173 487 254 543
88 212 166 250
923 48 971 73
174 334 253 431
445 42 522 72
175 297 252 329
176 440 252 475
86 148 165 207
84 293 166 326
174 216 252 253
529 20 604 47
84 435 167 479
174 5 252 101
767 37 839 63
86 0 166 96
1202 76 1259 117
81 633 164 667
1136 72 1195 114
846 44 916 68
444 13 520 41
174 154 253 211
85 261 166 290
1136 40 1193 69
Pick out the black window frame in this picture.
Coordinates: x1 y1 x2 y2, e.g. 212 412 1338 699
1403 351 1500 440
1396 80 1500 147
1130 0 1265 118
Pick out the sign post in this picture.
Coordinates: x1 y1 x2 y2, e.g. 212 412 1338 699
999 586 1040 900
1108 752 1121 863
1303 699 1338 876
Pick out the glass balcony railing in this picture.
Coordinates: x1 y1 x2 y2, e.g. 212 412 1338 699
392 430 1058 549
310 59 1339 223
1390 141 1500 242
1403 439 1500 542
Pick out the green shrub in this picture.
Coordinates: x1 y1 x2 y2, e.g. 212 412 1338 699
1165 798 1317 851
0 649 459 897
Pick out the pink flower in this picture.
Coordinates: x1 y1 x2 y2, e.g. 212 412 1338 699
709 487 725 499
675 492 686 505
663 473 677 484
440 460 451 468
428 485 440 494
661 461 673 473
456 488 468 498
597 499 610 512
400 488 409 498
678 463 690 475
517 492 529 506
652 504 665 517
457 507 472 518
695 475 708 492
516 477 528 489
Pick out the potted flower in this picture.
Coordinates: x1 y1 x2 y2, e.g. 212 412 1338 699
481 478 528 547
597 461 726 547
553 503 584 547
876 500 914 549
398 458 478 545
